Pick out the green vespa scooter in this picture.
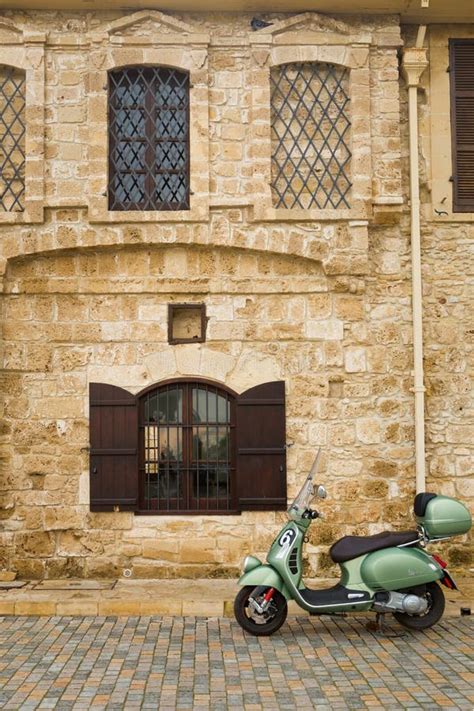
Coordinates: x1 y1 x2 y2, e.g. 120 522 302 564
234 450 472 636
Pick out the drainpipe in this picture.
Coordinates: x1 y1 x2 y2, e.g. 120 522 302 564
401 28 429 494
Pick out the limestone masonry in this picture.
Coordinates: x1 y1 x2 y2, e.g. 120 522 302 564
0 10 472 580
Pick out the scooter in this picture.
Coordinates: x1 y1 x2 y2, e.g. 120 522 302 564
234 450 472 636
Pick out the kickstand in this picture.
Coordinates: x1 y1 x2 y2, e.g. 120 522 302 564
366 613 406 638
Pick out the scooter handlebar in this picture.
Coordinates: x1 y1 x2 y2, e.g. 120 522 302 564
302 509 322 520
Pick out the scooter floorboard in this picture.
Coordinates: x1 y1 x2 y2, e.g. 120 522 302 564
299 583 371 608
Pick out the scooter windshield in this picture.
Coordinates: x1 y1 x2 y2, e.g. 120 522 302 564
288 449 322 516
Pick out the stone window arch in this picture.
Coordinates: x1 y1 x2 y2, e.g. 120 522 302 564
0 22 45 225
249 38 372 221
87 14 210 224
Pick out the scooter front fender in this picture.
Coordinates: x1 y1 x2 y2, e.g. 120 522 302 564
238 564 292 600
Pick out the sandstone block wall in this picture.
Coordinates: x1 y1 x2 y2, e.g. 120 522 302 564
0 10 471 579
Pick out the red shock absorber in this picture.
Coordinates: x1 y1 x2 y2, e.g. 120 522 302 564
263 588 275 602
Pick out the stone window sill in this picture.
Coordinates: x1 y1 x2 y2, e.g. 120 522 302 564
251 203 369 222
88 197 209 224
425 209 474 224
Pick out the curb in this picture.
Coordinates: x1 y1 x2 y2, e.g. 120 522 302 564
0 598 471 618
0 577 471 617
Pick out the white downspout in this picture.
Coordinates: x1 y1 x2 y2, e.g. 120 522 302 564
401 28 429 494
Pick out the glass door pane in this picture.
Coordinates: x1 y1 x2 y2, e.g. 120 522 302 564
142 385 184 511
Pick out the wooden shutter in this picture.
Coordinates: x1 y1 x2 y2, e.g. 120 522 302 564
450 40 474 212
89 383 138 512
236 381 286 511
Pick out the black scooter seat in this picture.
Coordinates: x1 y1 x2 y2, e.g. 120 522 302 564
330 530 419 564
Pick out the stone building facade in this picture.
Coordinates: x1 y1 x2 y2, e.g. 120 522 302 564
0 7 472 580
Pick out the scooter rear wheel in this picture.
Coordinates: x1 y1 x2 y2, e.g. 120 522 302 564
393 582 445 630
234 586 288 636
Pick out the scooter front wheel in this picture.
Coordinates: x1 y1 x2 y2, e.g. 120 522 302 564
393 582 445 630
234 586 288 636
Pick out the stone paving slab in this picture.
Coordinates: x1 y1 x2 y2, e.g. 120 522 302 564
35 581 115 591
0 614 472 710
0 577 472 618
0 582 27 590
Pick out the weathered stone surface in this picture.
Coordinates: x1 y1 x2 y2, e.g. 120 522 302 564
15 532 55 558
141 541 179 561
179 541 218 564
11 559 46 579
45 557 85 579
0 12 470 581
85 558 124 579
44 508 85 531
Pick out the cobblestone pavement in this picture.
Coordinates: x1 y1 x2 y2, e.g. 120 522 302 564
0 615 472 710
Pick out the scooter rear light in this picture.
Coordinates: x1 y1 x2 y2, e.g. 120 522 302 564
442 574 455 590
432 554 447 569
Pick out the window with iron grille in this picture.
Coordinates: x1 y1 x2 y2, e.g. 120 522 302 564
270 62 351 210
108 66 190 211
89 379 286 514
0 65 26 212
139 382 235 513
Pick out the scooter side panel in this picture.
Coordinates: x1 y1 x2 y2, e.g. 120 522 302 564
361 546 444 591
268 530 375 613
267 522 304 590
339 555 374 594
238 565 292 600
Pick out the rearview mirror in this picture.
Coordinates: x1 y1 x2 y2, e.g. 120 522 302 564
316 485 327 499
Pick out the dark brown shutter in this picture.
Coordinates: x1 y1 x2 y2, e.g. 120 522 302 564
236 381 286 511
450 40 474 212
89 383 138 512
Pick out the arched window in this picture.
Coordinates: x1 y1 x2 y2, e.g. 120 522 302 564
270 62 351 210
139 381 235 512
108 65 190 211
89 380 286 515
0 65 26 212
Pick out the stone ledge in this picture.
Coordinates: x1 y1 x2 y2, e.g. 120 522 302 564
0 577 471 618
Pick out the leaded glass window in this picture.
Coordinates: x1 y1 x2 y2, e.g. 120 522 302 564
0 65 26 212
108 66 190 211
140 382 234 512
270 62 351 210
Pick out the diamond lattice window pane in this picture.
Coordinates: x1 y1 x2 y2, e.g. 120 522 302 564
156 142 186 170
271 62 352 210
155 173 187 207
115 141 146 171
112 173 145 205
108 66 190 211
0 65 26 212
